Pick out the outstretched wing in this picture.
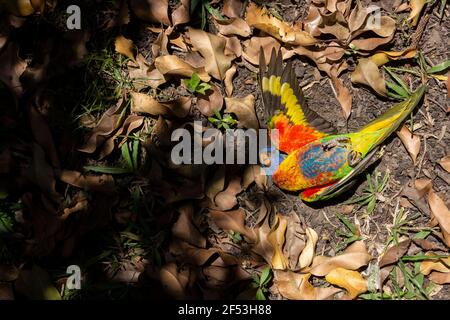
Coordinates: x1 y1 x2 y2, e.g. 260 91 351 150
259 48 336 153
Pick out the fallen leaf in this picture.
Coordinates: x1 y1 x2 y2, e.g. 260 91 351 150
188 28 234 80
427 190 450 247
397 125 421 164
15 265 61 300
205 167 226 201
245 2 317 46
414 178 432 198
242 36 281 65
309 241 373 276
299 228 318 269
131 92 191 118
172 0 190 26
3 0 42 16
224 95 259 129
275 271 340 300
420 254 450 275
172 204 206 248
242 164 267 191
159 263 191 299
128 54 166 90
439 156 450 173
325 268 368 299
209 208 254 240
155 54 210 82
197 83 223 116
114 35 135 61
429 272 450 284
268 214 289 269
224 65 237 97
214 17 251 37
58 170 115 194
330 76 352 119
351 58 387 96
369 49 417 67
379 239 411 268
223 0 242 18
130 0 171 25
213 176 242 211
407 0 426 26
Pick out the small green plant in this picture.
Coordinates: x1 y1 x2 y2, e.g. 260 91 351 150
335 213 362 251
183 73 212 95
228 231 242 244
384 67 412 101
344 170 390 215
191 0 225 29
252 266 272 300
208 111 237 130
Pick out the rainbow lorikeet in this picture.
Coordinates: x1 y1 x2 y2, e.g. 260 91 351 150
259 49 426 202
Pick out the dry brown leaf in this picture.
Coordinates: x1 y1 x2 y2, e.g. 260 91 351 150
224 95 259 129
330 76 352 119
427 190 450 247
245 2 316 46
414 178 432 198
3 0 43 16
209 208 254 240
131 92 191 118
151 27 172 57
407 0 426 26
224 36 242 58
242 164 267 191
283 213 307 271
439 156 450 173
114 35 135 61
299 227 318 269
205 166 225 201
413 238 446 251
379 239 411 268
155 54 210 82
420 255 450 275
397 125 421 164
214 18 251 37
128 54 166 90
369 49 417 67
172 0 189 26
172 205 206 248
275 271 340 300
58 170 115 194
243 36 280 65
197 83 224 116
0 42 27 99
268 214 289 269
351 58 386 96
224 65 237 97
309 241 372 276
130 0 171 25
223 0 242 18
325 268 368 299
213 176 242 211
159 263 191 299
188 28 234 80
429 272 450 284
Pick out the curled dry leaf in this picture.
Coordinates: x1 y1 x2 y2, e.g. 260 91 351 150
309 241 372 277
172 204 206 248
171 0 190 26
209 208 255 241
242 164 267 191
159 262 191 299
130 0 171 25
429 272 450 284
223 0 242 18
325 268 368 299
351 58 386 96
407 0 426 26
420 255 450 275
197 83 224 116
245 2 316 46
439 156 450 173
224 95 259 129
275 271 340 300
213 176 243 211
379 239 411 268
224 36 242 58
114 35 135 61
299 227 318 269
128 54 166 90
3 0 44 16
369 49 417 67
330 76 352 119
214 18 251 37
188 28 234 80
427 190 450 247
205 166 225 201
414 178 432 198
155 55 210 82
224 65 237 97
268 214 289 270
397 125 421 164
58 170 115 194
131 92 191 118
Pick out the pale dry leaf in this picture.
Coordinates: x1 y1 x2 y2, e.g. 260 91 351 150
224 36 242 58
127 54 166 90
242 164 267 191
130 0 171 25
369 49 417 67
330 76 352 119
268 214 289 270
420 255 450 275
414 178 432 198
397 125 421 164
427 190 450 247
275 271 340 300
115 35 135 61
379 239 411 268
224 95 259 129
155 54 210 82
172 204 206 248
309 241 373 277
159 263 190 299
325 268 368 299
213 176 243 211
439 156 450 173
172 0 190 26
188 28 234 80
350 58 387 96
209 208 254 240
224 65 237 97
205 166 225 201
223 0 243 18
131 92 191 118
214 18 251 37
407 0 426 26
429 272 450 284
299 227 318 269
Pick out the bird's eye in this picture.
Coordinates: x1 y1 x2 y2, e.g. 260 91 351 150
348 150 362 167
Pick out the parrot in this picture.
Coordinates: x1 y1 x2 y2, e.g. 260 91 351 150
259 48 426 202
